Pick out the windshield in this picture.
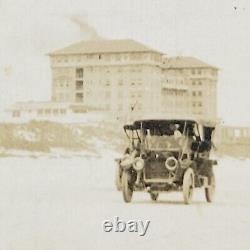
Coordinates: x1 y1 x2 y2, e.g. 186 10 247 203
124 121 199 151
146 134 184 150
143 125 185 151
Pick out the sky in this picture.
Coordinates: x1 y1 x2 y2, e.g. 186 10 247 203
0 0 249 125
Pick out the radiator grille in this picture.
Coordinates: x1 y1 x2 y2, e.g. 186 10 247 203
144 159 169 179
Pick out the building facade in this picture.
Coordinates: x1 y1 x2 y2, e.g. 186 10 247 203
49 39 218 121
49 40 163 120
162 57 218 120
6 101 89 119
216 126 250 145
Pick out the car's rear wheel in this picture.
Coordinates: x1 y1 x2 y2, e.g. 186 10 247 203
121 171 133 203
205 172 215 203
150 192 159 201
115 165 122 191
183 168 194 204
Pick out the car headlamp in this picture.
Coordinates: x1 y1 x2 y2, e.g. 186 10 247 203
165 156 178 171
133 157 145 171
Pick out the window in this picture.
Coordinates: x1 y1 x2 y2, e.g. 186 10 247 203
60 109 67 114
98 54 102 60
53 109 59 115
76 81 84 90
105 54 111 61
76 68 84 78
135 53 142 60
192 91 196 97
234 129 241 137
198 91 202 96
211 69 217 76
198 69 202 74
136 66 142 72
12 110 20 117
75 93 84 102
105 91 111 98
115 54 121 61
37 109 43 115
117 67 123 73
150 54 155 60
45 109 51 114
87 54 93 59
192 69 195 75
129 54 135 60
192 81 196 86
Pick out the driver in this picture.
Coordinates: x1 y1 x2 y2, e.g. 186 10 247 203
173 124 182 140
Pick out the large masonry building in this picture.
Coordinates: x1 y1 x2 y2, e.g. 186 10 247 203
162 57 218 119
49 39 218 120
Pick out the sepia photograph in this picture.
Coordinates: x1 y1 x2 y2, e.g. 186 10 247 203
0 0 250 249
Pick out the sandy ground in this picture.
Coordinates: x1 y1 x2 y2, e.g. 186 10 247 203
0 150 250 250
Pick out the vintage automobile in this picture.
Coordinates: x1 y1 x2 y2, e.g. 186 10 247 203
115 119 217 204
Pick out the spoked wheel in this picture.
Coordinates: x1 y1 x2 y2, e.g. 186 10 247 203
183 168 195 204
115 166 122 191
150 192 159 201
121 171 133 203
205 173 215 203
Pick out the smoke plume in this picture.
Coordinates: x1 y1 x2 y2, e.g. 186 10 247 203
68 14 103 40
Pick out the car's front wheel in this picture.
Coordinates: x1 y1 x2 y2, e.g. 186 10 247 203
115 165 122 191
205 172 215 203
121 171 133 203
150 192 159 201
183 168 195 204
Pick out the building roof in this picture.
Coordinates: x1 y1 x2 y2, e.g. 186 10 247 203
49 39 163 55
162 56 217 69
124 119 217 130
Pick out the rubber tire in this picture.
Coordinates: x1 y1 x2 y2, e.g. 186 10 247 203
205 173 215 203
115 166 122 191
121 171 133 203
150 192 159 201
183 168 195 204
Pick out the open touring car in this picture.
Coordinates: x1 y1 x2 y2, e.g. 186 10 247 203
115 119 217 204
